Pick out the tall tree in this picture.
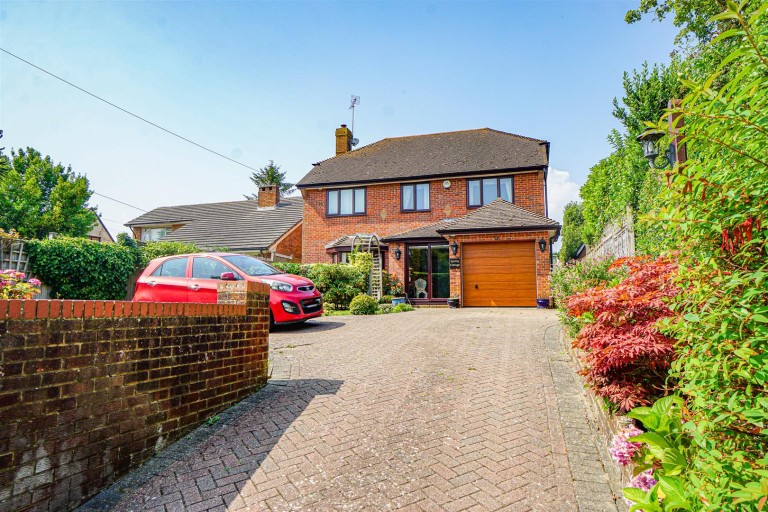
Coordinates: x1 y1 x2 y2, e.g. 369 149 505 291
245 160 294 199
0 148 97 239
559 202 585 263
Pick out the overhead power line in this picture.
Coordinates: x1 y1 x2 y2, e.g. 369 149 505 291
92 191 147 212
0 47 261 173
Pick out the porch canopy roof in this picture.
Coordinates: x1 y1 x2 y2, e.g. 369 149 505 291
383 200 561 242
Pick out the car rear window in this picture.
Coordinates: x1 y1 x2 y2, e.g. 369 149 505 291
221 255 280 277
151 257 188 278
192 257 239 279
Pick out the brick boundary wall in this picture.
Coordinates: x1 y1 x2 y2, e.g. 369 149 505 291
0 281 270 512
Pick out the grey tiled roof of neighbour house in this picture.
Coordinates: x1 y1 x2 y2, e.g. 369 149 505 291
125 197 303 252
436 199 561 234
297 128 550 187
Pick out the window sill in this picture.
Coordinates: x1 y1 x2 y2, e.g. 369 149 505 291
326 213 367 218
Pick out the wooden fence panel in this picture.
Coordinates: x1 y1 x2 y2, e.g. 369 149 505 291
586 206 636 260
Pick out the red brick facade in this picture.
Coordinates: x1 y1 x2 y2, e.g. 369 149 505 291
301 171 546 264
270 222 303 262
0 282 270 512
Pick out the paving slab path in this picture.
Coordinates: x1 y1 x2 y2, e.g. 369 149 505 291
80 308 621 512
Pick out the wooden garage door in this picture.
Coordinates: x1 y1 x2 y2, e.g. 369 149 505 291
462 241 537 307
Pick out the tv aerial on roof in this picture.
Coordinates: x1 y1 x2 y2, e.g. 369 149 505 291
349 95 360 147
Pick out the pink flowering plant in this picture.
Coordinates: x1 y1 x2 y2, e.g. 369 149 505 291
619 396 693 512
610 425 644 466
0 270 42 299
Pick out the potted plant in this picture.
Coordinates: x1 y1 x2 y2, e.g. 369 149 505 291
447 297 460 308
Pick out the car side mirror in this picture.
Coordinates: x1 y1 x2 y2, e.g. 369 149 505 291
220 272 237 281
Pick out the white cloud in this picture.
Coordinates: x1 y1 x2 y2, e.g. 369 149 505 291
547 167 581 225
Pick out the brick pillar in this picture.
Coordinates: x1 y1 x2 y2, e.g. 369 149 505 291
258 185 279 208
335 124 352 155
218 280 271 386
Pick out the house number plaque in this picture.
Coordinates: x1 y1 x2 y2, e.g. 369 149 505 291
449 258 461 269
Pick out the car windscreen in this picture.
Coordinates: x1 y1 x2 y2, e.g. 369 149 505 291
221 255 281 277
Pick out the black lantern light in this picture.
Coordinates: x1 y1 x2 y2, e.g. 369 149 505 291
637 129 675 169
450 241 459 255
538 239 547 252
394 248 402 260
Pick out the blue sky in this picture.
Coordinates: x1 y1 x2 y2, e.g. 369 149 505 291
0 1 677 238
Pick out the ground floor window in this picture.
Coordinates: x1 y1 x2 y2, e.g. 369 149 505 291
406 244 449 300
333 251 351 264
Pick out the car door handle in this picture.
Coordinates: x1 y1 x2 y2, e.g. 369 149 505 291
188 284 200 291
147 280 157 287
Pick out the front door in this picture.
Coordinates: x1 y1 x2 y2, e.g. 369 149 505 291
406 244 450 302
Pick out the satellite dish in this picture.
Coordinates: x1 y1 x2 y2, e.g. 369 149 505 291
351 138 359 147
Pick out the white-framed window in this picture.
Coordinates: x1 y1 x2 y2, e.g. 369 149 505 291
141 227 170 242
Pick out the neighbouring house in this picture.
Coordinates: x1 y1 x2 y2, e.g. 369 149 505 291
296 125 561 306
88 211 115 243
124 185 303 262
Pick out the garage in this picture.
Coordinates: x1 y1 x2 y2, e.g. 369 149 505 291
462 241 537 307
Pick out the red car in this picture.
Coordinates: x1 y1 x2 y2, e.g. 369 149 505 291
132 252 323 325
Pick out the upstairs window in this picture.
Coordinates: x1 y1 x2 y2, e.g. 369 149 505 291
327 187 366 216
467 176 513 207
401 183 430 212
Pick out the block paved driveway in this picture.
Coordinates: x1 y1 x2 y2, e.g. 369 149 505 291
82 309 621 512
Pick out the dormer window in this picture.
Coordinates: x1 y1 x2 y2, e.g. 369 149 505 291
327 187 366 216
467 176 514 207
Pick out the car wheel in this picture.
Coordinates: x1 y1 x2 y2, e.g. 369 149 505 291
269 311 275 330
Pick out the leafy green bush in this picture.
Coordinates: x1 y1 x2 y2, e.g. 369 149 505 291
622 5 768 509
307 264 367 309
550 256 625 337
28 237 139 300
393 303 414 313
349 294 378 315
271 262 304 276
349 250 373 275
377 304 394 314
379 294 394 305
138 240 205 268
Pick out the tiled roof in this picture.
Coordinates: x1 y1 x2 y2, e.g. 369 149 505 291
324 234 388 249
381 219 459 242
437 199 560 233
297 128 549 188
125 197 303 251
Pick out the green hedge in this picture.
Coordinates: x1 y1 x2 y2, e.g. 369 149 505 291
273 262 367 309
28 235 210 300
28 237 139 300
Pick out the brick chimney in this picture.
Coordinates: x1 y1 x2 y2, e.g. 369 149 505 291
336 124 353 155
257 185 279 208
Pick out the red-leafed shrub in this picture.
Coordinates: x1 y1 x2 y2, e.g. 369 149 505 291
566 256 679 411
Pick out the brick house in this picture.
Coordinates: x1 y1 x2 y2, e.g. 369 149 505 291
296 126 561 306
125 186 303 262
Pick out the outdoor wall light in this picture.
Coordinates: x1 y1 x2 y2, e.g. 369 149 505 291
637 129 675 169
394 248 402 260
538 239 547 252
450 241 459 255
